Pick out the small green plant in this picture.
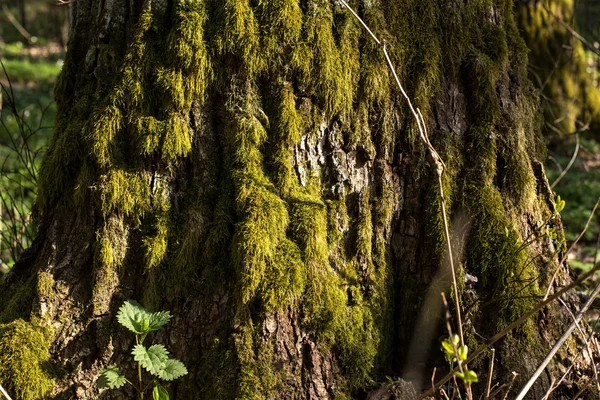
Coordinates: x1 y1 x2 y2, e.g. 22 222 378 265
97 300 188 400
442 334 479 394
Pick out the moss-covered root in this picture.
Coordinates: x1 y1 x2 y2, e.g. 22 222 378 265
0 319 55 400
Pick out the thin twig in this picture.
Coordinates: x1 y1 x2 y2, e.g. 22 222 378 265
515 277 600 400
0 384 12 400
542 3 600 58
541 377 557 400
544 196 600 300
442 294 465 379
570 380 591 400
501 372 518 400
558 298 600 393
440 388 450 400
547 156 564 174
485 348 495 400
1 5 32 42
551 134 579 189
339 0 461 351
418 262 600 399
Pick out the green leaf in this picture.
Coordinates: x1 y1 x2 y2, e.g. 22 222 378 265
117 300 172 335
97 366 127 389
441 340 454 355
457 345 468 362
442 335 461 363
455 369 479 384
148 310 172 332
158 359 188 381
117 300 151 334
153 383 170 400
132 344 169 375
556 195 566 213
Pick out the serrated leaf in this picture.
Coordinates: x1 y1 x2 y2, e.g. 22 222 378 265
97 366 127 389
158 359 188 381
117 300 152 334
148 310 171 331
117 300 171 335
132 344 169 375
153 383 170 400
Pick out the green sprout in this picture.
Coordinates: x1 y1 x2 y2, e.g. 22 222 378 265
442 334 479 387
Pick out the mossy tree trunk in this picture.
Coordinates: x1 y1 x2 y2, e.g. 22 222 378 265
0 1 587 399
517 0 600 136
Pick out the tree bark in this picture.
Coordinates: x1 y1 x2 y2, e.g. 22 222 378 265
0 1 590 399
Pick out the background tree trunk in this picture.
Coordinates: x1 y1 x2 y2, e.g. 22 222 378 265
517 0 600 136
0 0 587 399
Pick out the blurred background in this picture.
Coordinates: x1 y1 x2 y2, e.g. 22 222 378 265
0 0 66 272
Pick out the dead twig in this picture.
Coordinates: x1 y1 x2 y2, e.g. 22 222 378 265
1 5 32 42
418 262 600 399
0 384 12 400
485 348 495 400
544 196 600 300
338 0 462 350
441 293 472 400
501 372 518 400
551 134 580 189
542 3 600 59
515 276 600 399
557 298 600 394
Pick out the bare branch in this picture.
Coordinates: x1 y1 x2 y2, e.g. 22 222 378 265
515 277 600 399
551 134 580 189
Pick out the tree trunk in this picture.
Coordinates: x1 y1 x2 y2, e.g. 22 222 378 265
516 0 600 136
0 1 588 399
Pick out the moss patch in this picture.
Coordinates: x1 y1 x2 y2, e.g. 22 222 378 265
0 319 55 400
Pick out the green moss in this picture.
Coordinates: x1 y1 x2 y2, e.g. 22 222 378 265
268 83 302 197
86 104 123 168
289 194 379 388
256 0 303 70
0 319 55 400
36 272 55 300
259 239 305 311
355 191 375 286
214 0 264 76
98 169 152 219
234 321 283 399
132 114 194 163
302 1 359 116
143 203 170 270
197 337 238 399
224 77 304 309
0 277 36 324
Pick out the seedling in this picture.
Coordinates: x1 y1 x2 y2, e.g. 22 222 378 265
97 300 187 400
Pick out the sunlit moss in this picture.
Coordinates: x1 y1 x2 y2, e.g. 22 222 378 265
0 319 54 400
